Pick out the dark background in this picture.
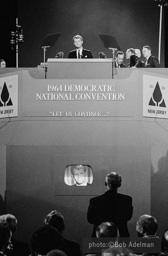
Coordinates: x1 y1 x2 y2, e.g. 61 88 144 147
0 0 167 67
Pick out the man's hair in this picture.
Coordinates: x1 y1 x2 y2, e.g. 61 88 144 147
105 172 122 189
116 51 124 57
44 210 65 232
46 249 68 256
137 214 158 236
73 35 83 41
96 222 118 238
31 226 63 255
143 45 152 52
71 165 86 175
0 226 11 251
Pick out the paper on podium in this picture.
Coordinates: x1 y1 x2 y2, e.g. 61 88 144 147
99 34 120 50
41 33 61 48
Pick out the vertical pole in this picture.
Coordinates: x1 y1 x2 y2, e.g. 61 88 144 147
16 18 19 68
158 5 163 63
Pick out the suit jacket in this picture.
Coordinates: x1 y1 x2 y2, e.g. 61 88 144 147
146 55 160 68
5 239 30 256
114 62 126 68
68 49 93 59
87 190 133 237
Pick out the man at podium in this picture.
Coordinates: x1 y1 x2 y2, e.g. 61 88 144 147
68 35 93 59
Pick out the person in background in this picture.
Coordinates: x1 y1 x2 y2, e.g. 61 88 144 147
136 214 158 238
46 250 68 256
115 51 126 68
0 59 6 68
68 35 93 59
126 48 141 68
44 210 81 256
96 221 119 238
142 45 160 67
30 225 63 256
55 52 64 58
0 214 30 256
87 171 133 237
134 49 145 67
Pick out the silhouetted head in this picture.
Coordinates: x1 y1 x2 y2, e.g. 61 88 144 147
46 249 68 256
161 229 168 252
0 214 17 235
96 222 118 238
44 210 65 233
105 172 122 190
136 214 158 237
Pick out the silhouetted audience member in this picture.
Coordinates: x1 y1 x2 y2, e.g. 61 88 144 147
0 226 12 256
87 172 133 237
96 222 118 238
161 229 168 255
30 225 63 256
44 210 81 256
0 214 30 256
136 214 158 237
142 45 160 67
46 250 68 256
136 214 160 256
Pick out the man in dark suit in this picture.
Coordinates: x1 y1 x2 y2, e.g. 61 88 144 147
0 214 30 256
142 45 160 67
68 35 93 59
115 51 126 68
87 172 133 237
44 210 81 256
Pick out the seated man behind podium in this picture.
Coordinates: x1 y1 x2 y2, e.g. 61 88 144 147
68 35 93 59
115 51 126 68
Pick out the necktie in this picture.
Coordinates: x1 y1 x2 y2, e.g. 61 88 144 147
77 49 79 59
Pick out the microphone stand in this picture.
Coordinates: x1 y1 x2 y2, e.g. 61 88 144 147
109 47 117 79
42 45 50 79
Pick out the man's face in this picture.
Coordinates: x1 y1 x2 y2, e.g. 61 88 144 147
72 167 85 184
1 61 6 68
74 38 83 49
142 47 150 58
116 54 124 65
